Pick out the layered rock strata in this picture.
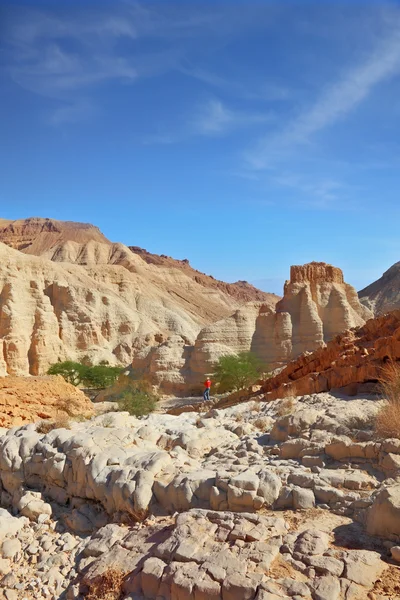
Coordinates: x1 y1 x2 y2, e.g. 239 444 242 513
0 238 274 376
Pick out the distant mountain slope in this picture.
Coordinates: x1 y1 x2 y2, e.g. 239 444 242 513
359 262 400 315
129 246 276 305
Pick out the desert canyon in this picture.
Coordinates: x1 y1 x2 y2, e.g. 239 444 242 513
1 217 400 600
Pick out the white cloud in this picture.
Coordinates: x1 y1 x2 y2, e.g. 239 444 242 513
247 20 400 169
192 99 272 136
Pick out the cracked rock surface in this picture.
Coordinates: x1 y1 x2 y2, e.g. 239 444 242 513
1 392 400 599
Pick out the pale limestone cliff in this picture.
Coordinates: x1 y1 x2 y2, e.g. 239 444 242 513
133 262 373 391
0 242 238 376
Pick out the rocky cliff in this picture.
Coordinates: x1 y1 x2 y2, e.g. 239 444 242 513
0 218 276 376
133 262 373 392
359 261 400 315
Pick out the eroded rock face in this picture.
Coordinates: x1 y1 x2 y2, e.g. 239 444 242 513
136 262 372 392
0 376 93 427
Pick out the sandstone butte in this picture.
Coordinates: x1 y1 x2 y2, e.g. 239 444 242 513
0 375 93 428
0 217 277 377
131 261 373 393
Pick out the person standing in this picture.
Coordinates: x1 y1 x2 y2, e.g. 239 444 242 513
203 377 211 401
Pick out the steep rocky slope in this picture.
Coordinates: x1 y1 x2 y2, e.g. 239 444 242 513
0 218 276 376
133 262 373 392
359 261 400 315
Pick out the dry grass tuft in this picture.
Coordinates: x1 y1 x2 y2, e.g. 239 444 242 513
86 569 125 600
375 363 400 439
253 416 270 431
37 415 71 434
276 397 294 417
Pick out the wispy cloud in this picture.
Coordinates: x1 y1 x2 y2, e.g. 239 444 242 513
179 63 293 102
1 6 138 124
192 99 272 136
247 19 400 169
46 100 97 126
272 173 355 210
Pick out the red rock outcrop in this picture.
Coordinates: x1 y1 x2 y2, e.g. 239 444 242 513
0 375 93 427
257 309 400 401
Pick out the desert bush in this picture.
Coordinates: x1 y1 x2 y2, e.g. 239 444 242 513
213 352 265 393
86 569 125 600
115 377 158 417
47 361 122 389
375 363 400 439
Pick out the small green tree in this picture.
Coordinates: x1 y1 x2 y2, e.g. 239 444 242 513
47 361 88 386
213 352 264 393
48 361 122 389
116 378 158 417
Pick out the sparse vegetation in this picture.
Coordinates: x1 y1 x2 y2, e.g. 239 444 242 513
375 363 400 439
86 569 125 600
37 415 71 434
276 397 295 416
115 376 158 417
253 416 271 430
47 361 122 389
213 352 265 393
36 396 92 433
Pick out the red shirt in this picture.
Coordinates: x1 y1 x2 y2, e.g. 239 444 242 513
204 379 211 389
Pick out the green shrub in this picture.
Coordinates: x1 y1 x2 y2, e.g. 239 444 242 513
213 352 265 393
116 378 158 417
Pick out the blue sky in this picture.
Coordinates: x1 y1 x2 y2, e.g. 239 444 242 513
1 1 400 294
